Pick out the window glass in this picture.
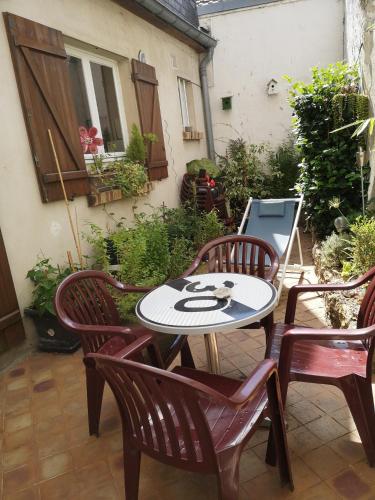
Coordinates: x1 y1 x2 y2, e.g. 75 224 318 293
68 56 92 129
90 62 124 153
178 77 190 129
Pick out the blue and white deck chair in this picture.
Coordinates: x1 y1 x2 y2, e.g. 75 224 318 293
238 196 304 301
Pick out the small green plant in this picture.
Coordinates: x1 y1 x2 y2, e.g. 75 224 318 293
186 158 220 178
126 124 146 164
320 232 351 270
218 139 271 222
26 259 72 316
126 124 158 164
342 216 375 277
111 159 148 198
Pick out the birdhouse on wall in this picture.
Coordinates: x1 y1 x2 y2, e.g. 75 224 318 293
267 79 279 95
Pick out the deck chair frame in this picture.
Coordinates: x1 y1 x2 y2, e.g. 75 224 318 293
238 196 304 301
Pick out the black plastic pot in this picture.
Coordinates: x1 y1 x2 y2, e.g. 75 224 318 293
24 308 80 353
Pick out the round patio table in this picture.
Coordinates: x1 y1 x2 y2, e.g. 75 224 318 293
136 272 277 374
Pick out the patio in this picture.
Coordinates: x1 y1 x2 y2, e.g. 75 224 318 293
1 233 374 500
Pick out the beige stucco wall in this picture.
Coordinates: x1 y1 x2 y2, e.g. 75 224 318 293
345 0 375 198
0 0 207 325
200 0 345 156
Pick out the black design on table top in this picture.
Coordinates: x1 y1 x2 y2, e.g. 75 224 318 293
166 278 191 291
174 296 228 312
185 280 234 293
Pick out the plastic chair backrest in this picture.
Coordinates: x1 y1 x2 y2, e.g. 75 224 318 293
90 354 217 470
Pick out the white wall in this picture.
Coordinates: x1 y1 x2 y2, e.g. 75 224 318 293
345 0 375 198
0 0 207 320
200 0 345 156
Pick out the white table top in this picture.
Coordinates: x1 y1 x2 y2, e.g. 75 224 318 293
136 273 277 335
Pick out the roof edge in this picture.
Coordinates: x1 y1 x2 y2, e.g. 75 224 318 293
115 0 217 50
197 0 281 16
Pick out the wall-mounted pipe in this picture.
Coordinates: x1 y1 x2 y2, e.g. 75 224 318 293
200 47 215 161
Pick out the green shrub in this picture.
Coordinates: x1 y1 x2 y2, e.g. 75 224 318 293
218 139 271 222
320 232 351 270
85 205 225 319
266 137 301 198
344 216 375 276
287 63 369 238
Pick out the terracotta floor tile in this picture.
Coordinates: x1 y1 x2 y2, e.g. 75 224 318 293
3 462 37 493
3 426 34 451
38 451 73 481
239 448 268 481
77 460 113 493
6 377 30 392
329 432 366 465
31 369 53 385
351 460 375 487
287 426 324 456
328 469 372 499
3 486 41 500
297 482 341 499
79 481 120 499
36 430 69 459
4 389 31 415
313 392 347 414
34 415 65 437
241 470 292 499
302 445 347 479
306 415 349 443
2 443 35 470
7 366 27 379
70 439 109 469
331 406 357 433
39 471 82 500
288 400 324 425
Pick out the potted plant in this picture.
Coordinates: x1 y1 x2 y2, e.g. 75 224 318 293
25 258 80 352
88 124 156 199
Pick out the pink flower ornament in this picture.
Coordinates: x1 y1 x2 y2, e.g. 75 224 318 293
79 127 104 154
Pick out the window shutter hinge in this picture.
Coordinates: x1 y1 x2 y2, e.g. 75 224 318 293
33 153 39 166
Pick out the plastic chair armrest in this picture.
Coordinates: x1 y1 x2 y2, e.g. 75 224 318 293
229 359 278 406
284 268 375 323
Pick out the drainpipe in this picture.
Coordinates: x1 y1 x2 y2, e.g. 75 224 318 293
200 47 216 161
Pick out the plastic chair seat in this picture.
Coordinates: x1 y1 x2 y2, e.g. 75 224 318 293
173 367 267 452
270 323 368 379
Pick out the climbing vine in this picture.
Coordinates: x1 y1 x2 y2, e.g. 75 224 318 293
286 63 369 238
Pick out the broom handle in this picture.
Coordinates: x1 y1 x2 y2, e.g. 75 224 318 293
48 129 84 268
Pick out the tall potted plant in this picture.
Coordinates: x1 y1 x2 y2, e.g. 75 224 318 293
25 258 80 352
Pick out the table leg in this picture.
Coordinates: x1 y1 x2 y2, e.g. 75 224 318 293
204 333 220 374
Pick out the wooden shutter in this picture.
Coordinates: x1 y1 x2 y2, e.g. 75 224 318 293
132 59 168 181
0 230 25 351
4 13 89 203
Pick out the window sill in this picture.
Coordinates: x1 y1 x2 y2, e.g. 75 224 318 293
183 130 203 141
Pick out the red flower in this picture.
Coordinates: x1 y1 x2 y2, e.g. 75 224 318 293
79 127 104 154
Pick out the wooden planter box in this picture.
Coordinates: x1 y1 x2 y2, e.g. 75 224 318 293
87 172 153 207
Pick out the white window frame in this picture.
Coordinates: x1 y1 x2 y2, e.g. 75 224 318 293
66 45 128 162
178 77 190 129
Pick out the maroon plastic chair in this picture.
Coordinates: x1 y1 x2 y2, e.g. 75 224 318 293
86 335 294 500
54 270 195 436
181 234 279 340
268 266 375 466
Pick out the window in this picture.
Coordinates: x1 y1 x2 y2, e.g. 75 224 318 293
66 46 127 157
178 77 191 129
